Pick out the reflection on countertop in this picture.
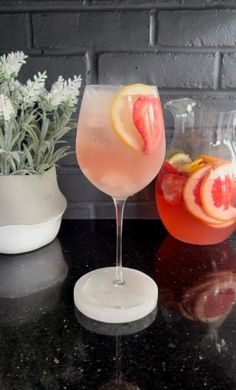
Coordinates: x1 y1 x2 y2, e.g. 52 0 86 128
0 220 236 390
156 235 236 359
156 235 236 324
76 309 156 390
0 238 68 326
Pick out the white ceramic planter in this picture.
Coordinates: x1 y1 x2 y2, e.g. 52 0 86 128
0 167 67 254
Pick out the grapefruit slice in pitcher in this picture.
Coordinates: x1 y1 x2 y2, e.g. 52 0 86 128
183 164 228 225
201 162 236 221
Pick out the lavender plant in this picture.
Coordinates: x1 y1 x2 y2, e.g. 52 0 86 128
0 51 82 175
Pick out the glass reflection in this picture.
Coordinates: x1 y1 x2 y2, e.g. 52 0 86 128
75 309 156 389
0 238 68 326
156 235 236 354
156 235 236 324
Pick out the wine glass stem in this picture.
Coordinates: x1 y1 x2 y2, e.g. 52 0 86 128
113 198 126 286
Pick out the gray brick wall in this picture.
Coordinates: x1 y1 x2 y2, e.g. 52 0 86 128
1 0 236 219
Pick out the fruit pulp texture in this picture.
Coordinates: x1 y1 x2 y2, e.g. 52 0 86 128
156 166 236 245
77 87 165 199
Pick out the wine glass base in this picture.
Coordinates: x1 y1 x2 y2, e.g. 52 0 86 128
75 307 157 336
73 267 158 324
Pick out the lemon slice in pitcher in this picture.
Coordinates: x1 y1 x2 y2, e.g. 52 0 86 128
168 152 192 171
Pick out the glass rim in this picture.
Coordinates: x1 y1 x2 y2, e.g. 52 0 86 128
84 83 159 88
165 97 236 116
84 84 123 89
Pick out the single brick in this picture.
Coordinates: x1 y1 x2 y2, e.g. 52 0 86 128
0 14 28 49
59 134 77 167
158 10 236 47
99 52 216 89
95 200 157 219
60 152 77 167
18 55 86 89
32 11 149 49
89 0 183 5
58 158 155 204
0 0 89 8
162 93 236 134
90 0 143 4
221 53 236 89
64 199 158 219
124 200 158 219
63 202 98 219
57 169 110 203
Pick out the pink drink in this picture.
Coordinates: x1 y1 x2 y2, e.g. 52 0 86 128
76 85 165 199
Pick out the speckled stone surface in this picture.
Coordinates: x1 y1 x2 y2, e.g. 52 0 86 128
0 220 236 390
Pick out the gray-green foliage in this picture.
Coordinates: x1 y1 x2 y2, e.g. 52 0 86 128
0 51 82 175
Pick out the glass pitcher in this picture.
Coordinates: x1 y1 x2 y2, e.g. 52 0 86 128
156 98 236 245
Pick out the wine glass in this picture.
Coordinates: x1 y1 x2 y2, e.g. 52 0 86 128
74 84 165 323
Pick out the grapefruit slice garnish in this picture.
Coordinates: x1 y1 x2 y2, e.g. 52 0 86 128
201 162 236 221
110 83 164 154
183 164 230 225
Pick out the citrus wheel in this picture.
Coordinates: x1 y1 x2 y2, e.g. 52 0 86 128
185 157 206 174
110 83 164 154
201 162 236 221
183 164 230 225
204 219 235 229
168 152 192 171
197 155 228 164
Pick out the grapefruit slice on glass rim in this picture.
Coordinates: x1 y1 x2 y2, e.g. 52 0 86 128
110 83 164 154
201 162 236 222
183 164 231 225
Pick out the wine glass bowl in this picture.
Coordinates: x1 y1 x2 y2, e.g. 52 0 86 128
76 85 165 199
74 83 165 323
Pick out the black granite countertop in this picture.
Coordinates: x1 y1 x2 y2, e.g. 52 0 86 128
0 220 236 390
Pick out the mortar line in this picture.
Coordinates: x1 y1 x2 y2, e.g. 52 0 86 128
85 49 98 84
2 3 236 12
26 13 34 49
13 47 236 56
213 51 222 90
149 9 156 47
